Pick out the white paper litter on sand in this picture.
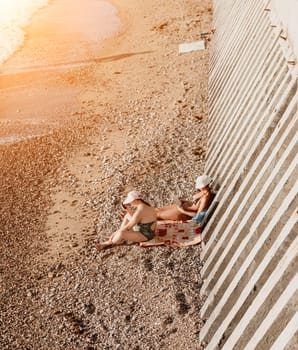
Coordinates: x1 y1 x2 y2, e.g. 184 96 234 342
178 40 205 53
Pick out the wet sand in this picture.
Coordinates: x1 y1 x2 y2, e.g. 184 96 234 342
0 0 122 141
0 0 213 348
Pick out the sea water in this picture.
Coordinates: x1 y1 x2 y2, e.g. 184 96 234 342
0 0 49 66
0 0 122 71
0 0 122 144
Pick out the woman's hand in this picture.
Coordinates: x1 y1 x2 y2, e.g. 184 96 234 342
181 200 194 210
176 204 196 218
176 205 188 214
119 210 126 220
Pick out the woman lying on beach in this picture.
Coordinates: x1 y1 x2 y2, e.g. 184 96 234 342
96 190 157 251
156 175 213 224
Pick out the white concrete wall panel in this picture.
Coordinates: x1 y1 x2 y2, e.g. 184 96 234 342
271 0 298 59
200 0 298 349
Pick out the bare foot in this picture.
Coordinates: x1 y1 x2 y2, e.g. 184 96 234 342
95 242 112 251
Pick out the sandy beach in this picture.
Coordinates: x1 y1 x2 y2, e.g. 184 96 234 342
0 0 212 348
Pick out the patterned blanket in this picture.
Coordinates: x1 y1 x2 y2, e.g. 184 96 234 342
140 221 201 247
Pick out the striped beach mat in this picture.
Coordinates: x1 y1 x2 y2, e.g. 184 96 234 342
140 221 201 247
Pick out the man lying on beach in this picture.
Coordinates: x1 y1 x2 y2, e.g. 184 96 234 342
96 191 157 251
155 175 213 224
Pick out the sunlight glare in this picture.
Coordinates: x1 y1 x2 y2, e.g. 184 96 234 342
0 0 48 65
0 1 27 22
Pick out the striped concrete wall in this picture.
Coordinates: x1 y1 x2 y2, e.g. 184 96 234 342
200 0 298 349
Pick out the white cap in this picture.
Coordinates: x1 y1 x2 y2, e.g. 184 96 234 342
195 175 212 189
123 190 142 204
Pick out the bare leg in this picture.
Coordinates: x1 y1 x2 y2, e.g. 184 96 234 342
95 231 117 251
96 229 147 251
96 214 132 252
95 239 114 251
111 229 148 244
156 205 191 221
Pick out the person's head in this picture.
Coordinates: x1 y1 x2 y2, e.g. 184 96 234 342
123 190 151 207
195 175 212 190
123 190 142 207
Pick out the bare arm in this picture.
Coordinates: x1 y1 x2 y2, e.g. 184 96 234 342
119 214 131 230
176 205 197 218
122 208 142 231
181 192 203 210
197 192 212 213
178 192 212 217
178 192 203 217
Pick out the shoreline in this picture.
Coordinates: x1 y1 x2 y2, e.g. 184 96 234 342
0 0 213 348
0 0 124 142
0 0 50 67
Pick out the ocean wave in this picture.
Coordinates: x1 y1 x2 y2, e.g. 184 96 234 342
0 0 49 66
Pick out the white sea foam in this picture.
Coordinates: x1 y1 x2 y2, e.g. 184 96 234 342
0 0 49 66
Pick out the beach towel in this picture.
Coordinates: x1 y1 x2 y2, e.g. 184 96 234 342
140 221 201 248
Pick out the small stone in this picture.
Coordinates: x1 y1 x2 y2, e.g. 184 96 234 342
48 272 55 279
85 303 96 314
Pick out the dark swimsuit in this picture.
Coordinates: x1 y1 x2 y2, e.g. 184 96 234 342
138 222 156 240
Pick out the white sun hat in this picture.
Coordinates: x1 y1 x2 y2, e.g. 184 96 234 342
195 175 212 189
123 190 142 204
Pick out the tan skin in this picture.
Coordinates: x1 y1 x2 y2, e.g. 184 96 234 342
118 203 135 221
96 199 157 251
156 185 213 221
